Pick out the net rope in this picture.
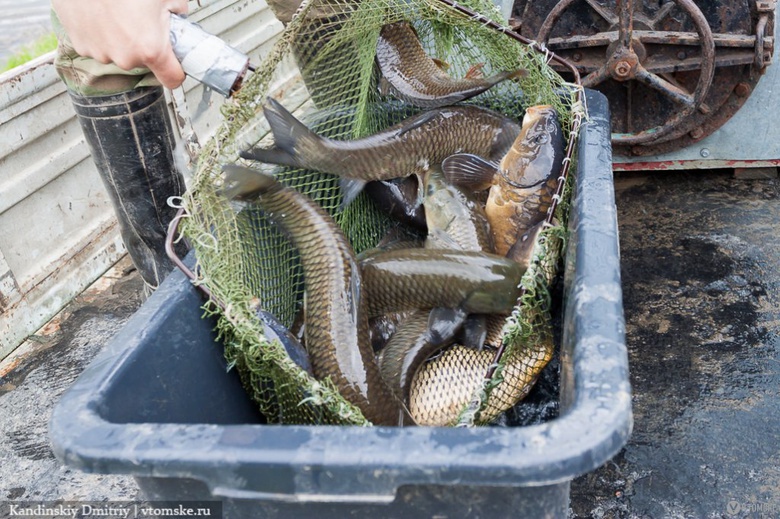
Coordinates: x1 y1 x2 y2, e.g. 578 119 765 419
177 0 584 426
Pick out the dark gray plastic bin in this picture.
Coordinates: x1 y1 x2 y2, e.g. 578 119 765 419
50 90 630 518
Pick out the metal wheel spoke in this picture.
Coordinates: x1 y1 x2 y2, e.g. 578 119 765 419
648 2 675 29
634 65 694 106
616 0 634 49
582 64 611 88
583 0 618 26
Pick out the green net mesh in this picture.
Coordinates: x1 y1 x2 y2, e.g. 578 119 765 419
176 0 584 426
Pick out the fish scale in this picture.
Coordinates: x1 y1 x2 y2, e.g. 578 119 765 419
221 165 407 426
243 99 522 182
360 248 524 317
376 21 528 109
488 105 565 255
410 314 554 426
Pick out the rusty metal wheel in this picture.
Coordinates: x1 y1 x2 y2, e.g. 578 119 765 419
515 0 774 156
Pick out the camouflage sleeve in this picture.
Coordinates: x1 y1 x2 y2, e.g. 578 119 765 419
51 9 162 96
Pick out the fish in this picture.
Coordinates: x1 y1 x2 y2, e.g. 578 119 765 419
378 312 554 426
220 164 408 426
442 105 564 256
377 310 451 404
376 21 528 109
422 166 494 349
422 166 493 253
358 248 525 318
240 98 522 204
254 308 313 375
408 314 554 426
364 177 427 230
368 310 414 354
505 219 547 267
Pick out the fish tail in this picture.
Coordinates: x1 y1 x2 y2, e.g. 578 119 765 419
240 97 324 167
219 165 280 201
492 68 528 84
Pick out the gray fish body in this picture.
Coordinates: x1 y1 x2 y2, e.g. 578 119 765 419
256 309 313 375
359 248 524 317
423 167 493 252
221 165 406 426
376 21 527 109
242 99 522 183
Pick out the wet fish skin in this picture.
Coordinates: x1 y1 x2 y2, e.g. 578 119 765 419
240 99 522 186
422 166 493 350
359 248 525 317
488 105 564 255
369 310 414 354
409 315 553 426
376 21 528 109
364 177 427 230
255 309 313 375
377 310 449 404
423 166 493 253
379 312 505 405
220 165 407 426
505 219 546 267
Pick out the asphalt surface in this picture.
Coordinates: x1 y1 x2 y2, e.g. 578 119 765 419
0 169 778 518
570 170 780 519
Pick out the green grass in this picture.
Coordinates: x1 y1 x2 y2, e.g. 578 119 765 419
1 32 58 73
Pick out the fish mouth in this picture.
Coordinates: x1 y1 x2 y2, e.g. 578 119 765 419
522 104 555 125
497 172 550 190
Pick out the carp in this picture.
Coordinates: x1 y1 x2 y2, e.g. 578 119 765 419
220 165 408 426
376 21 528 109
241 98 521 203
443 105 564 256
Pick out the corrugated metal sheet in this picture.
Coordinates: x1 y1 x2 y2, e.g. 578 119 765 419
0 0 290 359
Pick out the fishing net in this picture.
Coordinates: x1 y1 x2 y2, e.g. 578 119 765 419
173 0 585 426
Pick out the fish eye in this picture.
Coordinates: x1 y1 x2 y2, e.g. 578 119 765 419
534 133 549 144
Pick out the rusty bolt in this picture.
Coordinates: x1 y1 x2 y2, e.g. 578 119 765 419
734 83 751 97
677 51 686 60
614 61 632 78
698 103 711 115
690 128 705 140
572 52 582 62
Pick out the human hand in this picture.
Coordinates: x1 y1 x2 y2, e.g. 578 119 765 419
52 0 189 89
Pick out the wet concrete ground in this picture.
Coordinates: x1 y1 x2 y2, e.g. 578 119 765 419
1 169 779 517
570 170 780 519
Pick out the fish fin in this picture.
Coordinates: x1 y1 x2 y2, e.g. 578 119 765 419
239 146 300 167
377 76 392 97
464 63 485 79
219 165 277 201
460 314 488 350
432 58 451 72
340 177 368 208
506 220 545 267
508 68 530 81
395 110 440 138
240 97 320 167
256 310 314 375
442 153 498 191
427 307 468 346
426 229 461 249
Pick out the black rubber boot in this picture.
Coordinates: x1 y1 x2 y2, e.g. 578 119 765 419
69 86 189 291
